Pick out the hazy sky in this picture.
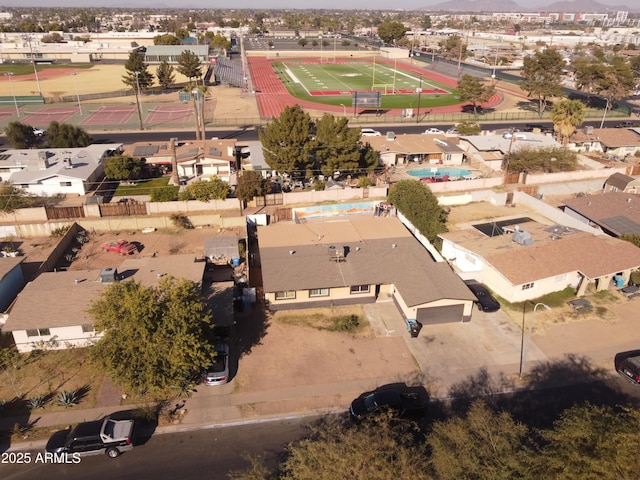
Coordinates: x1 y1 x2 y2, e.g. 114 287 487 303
0 0 634 9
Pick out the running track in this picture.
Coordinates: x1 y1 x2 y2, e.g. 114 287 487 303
248 56 503 119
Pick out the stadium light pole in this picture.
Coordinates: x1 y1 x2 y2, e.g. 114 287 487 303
4 72 19 117
133 71 144 130
71 72 83 116
23 34 43 97
415 74 423 124
519 302 551 379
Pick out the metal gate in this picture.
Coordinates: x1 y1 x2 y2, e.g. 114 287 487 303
255 193 283 207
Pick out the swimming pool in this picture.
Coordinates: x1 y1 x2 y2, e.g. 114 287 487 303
408 167 473 179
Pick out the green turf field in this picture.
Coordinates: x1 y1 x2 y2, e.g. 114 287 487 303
273 60 460 109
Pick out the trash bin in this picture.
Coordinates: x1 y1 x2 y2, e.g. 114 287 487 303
614 275 625 289
407 319 423 338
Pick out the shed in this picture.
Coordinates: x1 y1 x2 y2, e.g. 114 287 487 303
204 235 240 265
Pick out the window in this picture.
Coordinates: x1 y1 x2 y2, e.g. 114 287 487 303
81 324 95 333
554 273 567 282
350 285 370 294
521 283 534 290
275 291 296 300
60 181 72 187
309 288 329 297
26 328 51 337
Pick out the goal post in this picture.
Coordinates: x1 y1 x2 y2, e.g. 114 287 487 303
371 84 397 95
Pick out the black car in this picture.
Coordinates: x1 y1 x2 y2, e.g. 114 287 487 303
615 121 636 128
464 280 501 312
349 389 426 419
615 352 640 385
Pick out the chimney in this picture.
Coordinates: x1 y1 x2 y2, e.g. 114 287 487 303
37 151 49 169
169 138 179 186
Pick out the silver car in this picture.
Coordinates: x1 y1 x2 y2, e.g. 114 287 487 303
203 343 229 386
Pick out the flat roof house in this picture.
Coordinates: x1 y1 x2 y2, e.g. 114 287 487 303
258 215 476 325
3 254 206 353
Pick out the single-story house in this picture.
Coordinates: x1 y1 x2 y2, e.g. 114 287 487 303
603 172 640 194
123 138 238 184
0 144 123 196
562 192 640 237
363 133 465 166
440 220 640 303
0 256 25 313
568 127 640 158
258 215 476 325
3 254 206 352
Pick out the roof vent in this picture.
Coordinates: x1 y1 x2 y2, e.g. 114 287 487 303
512 229 533 246
386 131 395 140
99 267 118 283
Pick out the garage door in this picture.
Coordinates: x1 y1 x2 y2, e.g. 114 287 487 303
416 304 464 325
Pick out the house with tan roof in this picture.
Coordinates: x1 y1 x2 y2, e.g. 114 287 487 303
3 254 206 353
440 220 640 303
362 133 465 166
563 192 640 237
258 215 476 326
123 138 238 184
603 172 640 194
568 127 640 158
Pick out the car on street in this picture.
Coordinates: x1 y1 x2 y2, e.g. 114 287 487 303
203 343 229 386
46 416 135 458
32 127 46 136
615 352 640 385
423 128 445 135
101 240 138 255
616 121 636 128
349 388 426 419
360 128 382 136
464 280 501 312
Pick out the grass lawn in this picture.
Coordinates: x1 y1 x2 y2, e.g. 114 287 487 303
114 176 176 197
273 60 460 109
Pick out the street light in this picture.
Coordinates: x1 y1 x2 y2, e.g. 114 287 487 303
415 74 423 124
340 103 346 116
133 71 143 130
71 72 82 116
4 72 19 117
519 302 551 379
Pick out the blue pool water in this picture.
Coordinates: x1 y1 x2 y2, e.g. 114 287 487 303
408 167 472 178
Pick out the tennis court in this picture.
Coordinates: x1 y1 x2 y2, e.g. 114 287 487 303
81 106 136 125
146 105 193 125
20 106 79 127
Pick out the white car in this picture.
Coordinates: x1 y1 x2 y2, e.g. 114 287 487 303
32 127 46 136
423 128 445 135
203 343 229 386
361 128 382 137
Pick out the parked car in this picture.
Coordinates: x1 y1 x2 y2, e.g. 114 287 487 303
349 388 426 419
464 280 501 312
616 121 636 128
32 127 46 136
46 416 135 459
101 240 138 255
360 128 382 136
615 352 640 385
202 343 229 386
423 128 445 135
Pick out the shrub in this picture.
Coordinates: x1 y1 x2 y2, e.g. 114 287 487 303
50 225 71 238
331 315 361 333
150 186 179 202
56 390 79 407
170 213 194 229
28 395 47 409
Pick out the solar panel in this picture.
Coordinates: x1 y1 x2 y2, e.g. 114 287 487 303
0 154 11 161
132 145 160 157
177 148 199 160
601 215 640 235
209 147 222 156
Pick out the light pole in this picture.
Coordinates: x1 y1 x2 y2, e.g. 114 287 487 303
71 72 82 116
4 72 19 117
519 302 551 379
340 103 346 116
415 74 423 124
23 34 43 97
133 71 143 130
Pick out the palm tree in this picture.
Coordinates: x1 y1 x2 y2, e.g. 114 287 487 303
550 99 585 147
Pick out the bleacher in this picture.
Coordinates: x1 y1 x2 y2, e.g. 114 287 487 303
214 57 245 88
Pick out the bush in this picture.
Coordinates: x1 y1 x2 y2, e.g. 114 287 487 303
331 315 361 333
56 390 79 407
150 186 179 202
28 395 47 409
170 213 194 229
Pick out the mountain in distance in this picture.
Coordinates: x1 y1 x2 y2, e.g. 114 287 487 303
424 0 637 13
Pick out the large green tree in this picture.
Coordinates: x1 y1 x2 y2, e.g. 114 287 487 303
520 48 566 117
153 33 181 45
176 50 203 84
457 74 496 115
235 170 268 203
314 114 361 177
387 180 448 248
122 51 154 91
3 121 42 149
377 20 407 45
156 61 176 89
259 105 316 177
104 155 144 180
550 98 585 147
0 182 36 214
45 121 92 148
427 400 529 480
89 276 212 395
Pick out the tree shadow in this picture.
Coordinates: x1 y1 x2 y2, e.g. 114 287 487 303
0 397 34 453
516 100 539 112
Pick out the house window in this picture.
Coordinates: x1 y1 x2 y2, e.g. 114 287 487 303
350 285 370 294
60 181 72 187
309 288 329 297
81 324 95 333
521 283 534 290
26 328 50 337
275 291 296 300
554 274 567 282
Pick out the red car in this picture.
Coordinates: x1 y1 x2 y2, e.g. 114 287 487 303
101 240 138 255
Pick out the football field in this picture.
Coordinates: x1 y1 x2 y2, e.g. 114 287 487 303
273 59 458 109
